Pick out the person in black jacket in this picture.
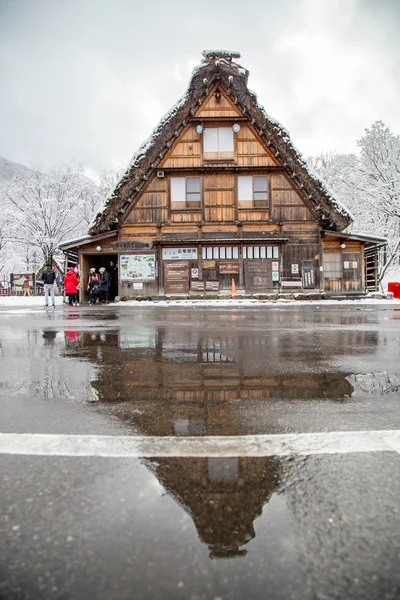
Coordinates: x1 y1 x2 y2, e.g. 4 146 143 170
42 264 56 308
99 267 111 303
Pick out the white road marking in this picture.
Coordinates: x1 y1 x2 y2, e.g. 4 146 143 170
0 430 399 458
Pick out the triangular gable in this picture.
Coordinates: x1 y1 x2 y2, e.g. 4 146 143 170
90 51 352 235
195 86 242 118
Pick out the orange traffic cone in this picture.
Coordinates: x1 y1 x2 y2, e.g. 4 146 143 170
231 278 237 295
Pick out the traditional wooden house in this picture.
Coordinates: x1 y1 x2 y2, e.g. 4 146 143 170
60 50 385 300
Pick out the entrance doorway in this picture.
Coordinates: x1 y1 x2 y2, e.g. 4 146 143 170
82 254 118 301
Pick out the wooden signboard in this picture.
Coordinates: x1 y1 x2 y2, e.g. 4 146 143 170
205 281 220 292
244 260 273 292
190 281 205 291
202 260 216 269
219 260 239 275
302 268 316 289
164 261 189 293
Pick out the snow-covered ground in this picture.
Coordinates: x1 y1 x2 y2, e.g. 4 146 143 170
0 296 399 308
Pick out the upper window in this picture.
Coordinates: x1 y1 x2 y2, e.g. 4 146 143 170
238 175 269 208
203 127 234 161
171 177 201 209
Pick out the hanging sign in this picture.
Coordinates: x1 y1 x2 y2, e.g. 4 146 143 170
162 248 198 260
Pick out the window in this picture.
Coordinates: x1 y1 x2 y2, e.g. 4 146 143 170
202 246 239 260
243 246 279 259
170 177 201 209
203 127 234 161
238 175 269 208
324 253 342 279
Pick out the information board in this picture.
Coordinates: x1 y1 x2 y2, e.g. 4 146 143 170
120 254 156 280
164 261 189 293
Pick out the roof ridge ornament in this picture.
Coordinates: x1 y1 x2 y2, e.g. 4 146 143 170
202 50 241 62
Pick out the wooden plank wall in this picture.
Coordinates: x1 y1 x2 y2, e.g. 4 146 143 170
124 122 317 229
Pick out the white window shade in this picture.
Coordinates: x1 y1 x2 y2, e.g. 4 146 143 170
218 128 234 152
238 176 253 200
171 178 186 202
203 128 218 152
203 128 233 153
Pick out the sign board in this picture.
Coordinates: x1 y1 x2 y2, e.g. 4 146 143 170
191 268 199 279
11 273 34 295
219 260 239 275
114 240 152 250
190 281 205 291
291 264 299 274
162 248 198 260
281 280 302 287
133 282 143 290
272 261 279 272
302 268 316 289
244 260 273 292
202 260 216 269
205 281 220 292
343 261 350 269
272 271 279 281
120 254 156 280
164 261 189 294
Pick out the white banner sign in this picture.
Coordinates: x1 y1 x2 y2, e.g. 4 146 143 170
162 248 198 260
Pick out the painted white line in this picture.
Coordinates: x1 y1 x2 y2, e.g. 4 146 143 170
0 430 399 458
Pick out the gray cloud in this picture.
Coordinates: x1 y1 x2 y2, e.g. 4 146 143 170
0 0 399 176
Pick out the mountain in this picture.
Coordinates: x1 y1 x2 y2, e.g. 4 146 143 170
0 156 33 182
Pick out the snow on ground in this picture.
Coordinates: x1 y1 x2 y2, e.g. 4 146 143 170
0 296 399 308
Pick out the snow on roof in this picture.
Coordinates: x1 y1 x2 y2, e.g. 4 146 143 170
90 51 353 235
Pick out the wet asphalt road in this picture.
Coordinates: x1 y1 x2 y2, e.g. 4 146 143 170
1 303 400 600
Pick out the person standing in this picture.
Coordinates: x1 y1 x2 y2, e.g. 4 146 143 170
42 263 56 309
64 267 80 307
99 267 111 303
87 268 100 305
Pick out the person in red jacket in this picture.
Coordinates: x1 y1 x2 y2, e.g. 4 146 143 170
64 267 80 307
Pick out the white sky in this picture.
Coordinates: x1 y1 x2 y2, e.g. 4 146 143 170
0 0 399 178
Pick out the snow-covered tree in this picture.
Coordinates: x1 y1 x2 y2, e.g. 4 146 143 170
310 121 400 281
2 163 103 265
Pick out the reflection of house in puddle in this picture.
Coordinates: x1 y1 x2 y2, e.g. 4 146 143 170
146 456 280 559
69 321 384 436
65 320 390 559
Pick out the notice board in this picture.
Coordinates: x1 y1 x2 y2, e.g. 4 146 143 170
164 261 189 293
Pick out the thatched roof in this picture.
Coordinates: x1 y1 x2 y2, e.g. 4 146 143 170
90 51 352 235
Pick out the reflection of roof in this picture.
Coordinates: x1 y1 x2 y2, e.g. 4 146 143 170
146 457 280 558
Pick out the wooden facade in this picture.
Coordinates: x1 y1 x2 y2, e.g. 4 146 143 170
61 51 385 299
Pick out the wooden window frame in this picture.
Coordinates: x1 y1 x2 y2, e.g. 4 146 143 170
238 175 269 209
170 176 202 210
203 127 235 162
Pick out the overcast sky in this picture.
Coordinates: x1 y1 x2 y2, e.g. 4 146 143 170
1 0 399 178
